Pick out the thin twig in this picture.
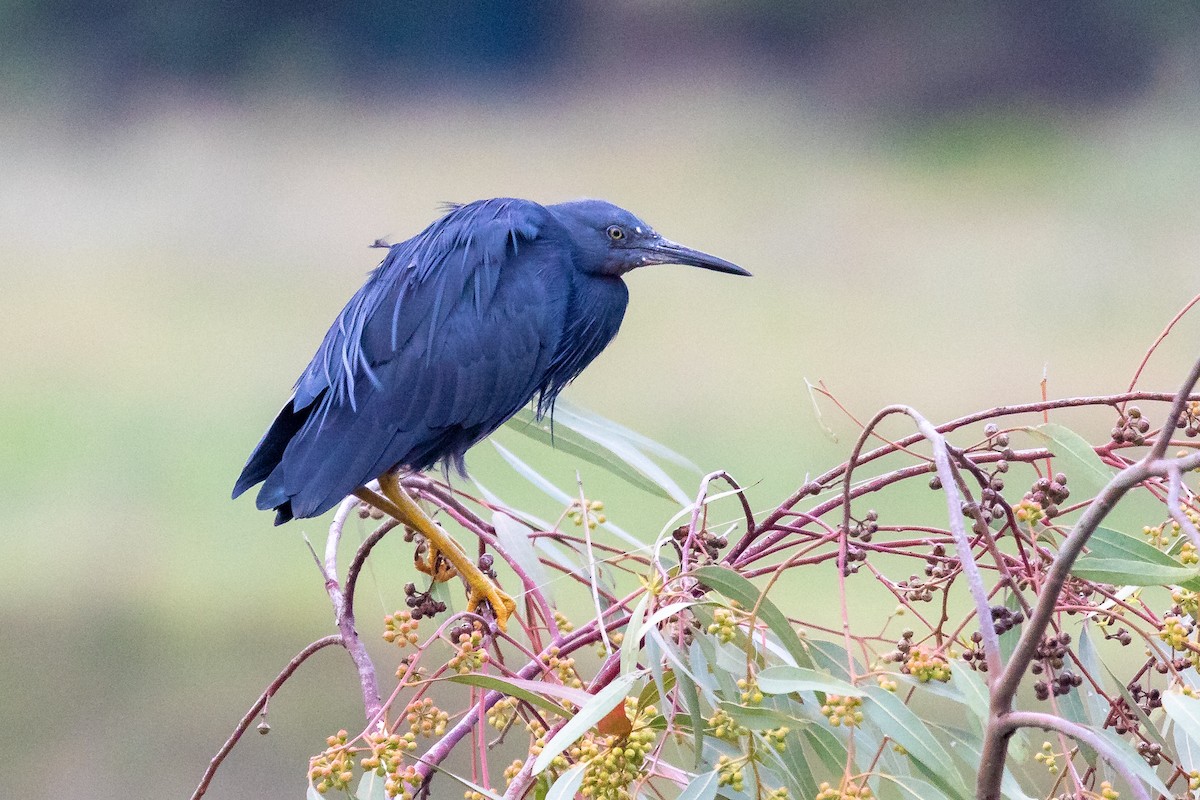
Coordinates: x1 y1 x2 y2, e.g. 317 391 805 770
190 635 343 800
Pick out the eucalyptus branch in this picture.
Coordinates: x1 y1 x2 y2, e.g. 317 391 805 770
1002 712 1152 800
978 357 1200 800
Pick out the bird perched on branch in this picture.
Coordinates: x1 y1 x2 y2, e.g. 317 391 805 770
233 198 749 629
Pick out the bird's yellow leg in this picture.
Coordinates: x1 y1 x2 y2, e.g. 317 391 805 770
353 487 456 581
371 473 516 631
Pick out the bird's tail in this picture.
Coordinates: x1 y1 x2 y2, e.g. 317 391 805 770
232 396 315 504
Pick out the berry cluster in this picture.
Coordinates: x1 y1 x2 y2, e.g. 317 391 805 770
1176 401 1200 437
902 647 951 683
447 621 489 674
762 724 790 751
486 697 518 730
568 498 606 529
403 582 447 620
359 731 417 776
896 575 934 602
384 764 421 800
821 695 864 727
1014 499 1044 524
849 510 879 542
737 676 764 705
707 607 739 643
1137 740 1164 766
714 754 745 793
815 780 872 800
502 760 524 787
1159 614 1193 651
707 707 749 742
1031 633 1081 700
1113 405 1151 445
1024 473 1070 520
574 700 658 800
991 604 1025 635
544 646 584 689
1098 780 1119 799
670 523 729 563
842 542 869 576
1139 513 1200 548
553 610 574 633
922 543 951 580
883 629 916 664
1033 741 1058 774
383 610 420 647
309 730 355 794
405 697 449 737
1174 588 1200 615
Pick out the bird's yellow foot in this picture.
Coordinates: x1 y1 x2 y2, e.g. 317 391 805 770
369 473 517 632
413 538 458 583
467 579 517 632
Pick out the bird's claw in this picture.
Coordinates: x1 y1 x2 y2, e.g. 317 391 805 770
467 581 517 632
414 541 458 582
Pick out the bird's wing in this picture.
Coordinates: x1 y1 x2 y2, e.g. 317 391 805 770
240 198 574 521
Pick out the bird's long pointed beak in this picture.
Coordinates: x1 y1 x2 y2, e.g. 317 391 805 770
639 238 751 276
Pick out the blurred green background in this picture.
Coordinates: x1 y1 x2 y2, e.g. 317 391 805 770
4 3 1200 798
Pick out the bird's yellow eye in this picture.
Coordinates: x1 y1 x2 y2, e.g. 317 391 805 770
606 225 624 241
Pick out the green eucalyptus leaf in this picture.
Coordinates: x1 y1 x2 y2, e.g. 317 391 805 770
354 770 387 800
863 686 969 799
716 700 800 731
757 665 862 697
693 565 813 669
503 405 688 503
532 672 643 775
1071 555 1198 587
446 674 579 718
544 762 587 800
676 770 720 800
1091 725 1171 797
1163 690 1200 759
1023 423 1115 495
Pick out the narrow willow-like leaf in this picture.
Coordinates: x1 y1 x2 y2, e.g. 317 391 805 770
622 593 651 674
675 770 720 800
950 664 990 727
447 674 579 718
1070 555 1198 586
355 770 387 800
757 665 862 697
503 406 686 502
1024 423 1115 494
936 723 1035 800
532 672 643 774
1164 691 1200 759
1091 725 1171 797
806 638 857 682
874 773 949 800
801 722 848 777
863 686 969 799
491 510 554 602
716 700 801 731
693 565 813 669
554 399 701 471
766 729 821 800
544 762 587 800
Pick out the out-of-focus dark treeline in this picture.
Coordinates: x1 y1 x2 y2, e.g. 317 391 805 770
4 1 1199 112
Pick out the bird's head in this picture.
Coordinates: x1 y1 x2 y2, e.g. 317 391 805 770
548 199 750 279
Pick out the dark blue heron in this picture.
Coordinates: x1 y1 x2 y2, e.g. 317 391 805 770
233 198 748 629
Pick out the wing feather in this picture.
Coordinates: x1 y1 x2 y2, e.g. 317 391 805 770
238 198 574 520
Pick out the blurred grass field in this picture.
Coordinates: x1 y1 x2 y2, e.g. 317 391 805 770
3 86 1200 799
